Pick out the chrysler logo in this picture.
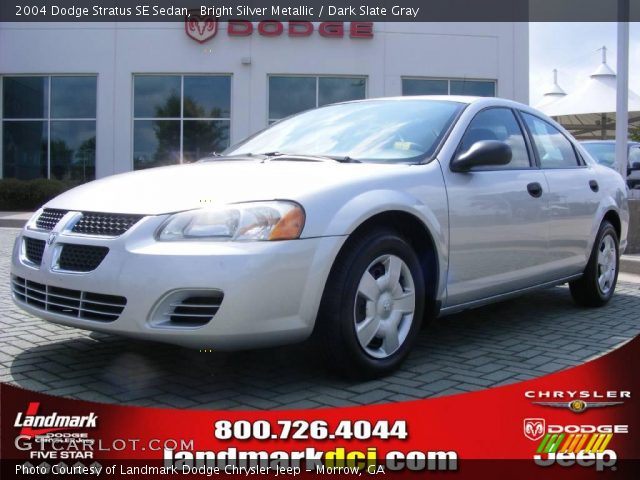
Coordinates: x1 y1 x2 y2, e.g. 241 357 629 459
47 233 57 246
532 400 624 413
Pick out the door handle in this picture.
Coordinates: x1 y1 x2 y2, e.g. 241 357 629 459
589 180 599 192
527 182 543 198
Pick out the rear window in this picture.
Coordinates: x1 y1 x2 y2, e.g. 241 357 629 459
522 113 579 169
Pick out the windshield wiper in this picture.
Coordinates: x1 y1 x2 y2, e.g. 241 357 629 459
198 154 256 162
329 155 361 164
254 152 361 163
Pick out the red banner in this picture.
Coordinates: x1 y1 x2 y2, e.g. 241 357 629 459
2 336 639 478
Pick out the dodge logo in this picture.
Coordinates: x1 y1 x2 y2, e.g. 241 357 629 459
47 232 57 246
524 418 545 441
185 10 218 43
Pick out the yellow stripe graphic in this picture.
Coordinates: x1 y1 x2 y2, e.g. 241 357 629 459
567 434 582 453
589 434 606 453
584 433 599 452
560 434 575 452
575 434 589 452
598 434 614 453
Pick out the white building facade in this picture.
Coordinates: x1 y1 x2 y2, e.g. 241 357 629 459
0 21 528 180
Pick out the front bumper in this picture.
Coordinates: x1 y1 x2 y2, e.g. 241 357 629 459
10 214 346 349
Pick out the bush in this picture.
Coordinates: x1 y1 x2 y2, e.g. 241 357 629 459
0 178 78 211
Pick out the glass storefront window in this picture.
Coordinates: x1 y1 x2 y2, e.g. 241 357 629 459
268 75 367 123
183 120 230 162
51 76 97 119
134 76 181 118
2 75 97 181
450 80 496 97
403 78 496 97
133 75 231 169
2 121 48 179
402 79 448 96
183 76 231 118
50 121 98 180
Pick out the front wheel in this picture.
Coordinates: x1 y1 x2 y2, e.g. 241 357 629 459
569 221 619 307
314 229 425 378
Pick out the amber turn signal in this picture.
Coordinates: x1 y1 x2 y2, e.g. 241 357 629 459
269 206 305 240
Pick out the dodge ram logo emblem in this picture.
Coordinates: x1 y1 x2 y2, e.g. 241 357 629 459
524 418 545 441
185 10 218 43
47 233 57 246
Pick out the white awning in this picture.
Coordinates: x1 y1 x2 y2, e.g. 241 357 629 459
534 69 567 109
538 55 640 117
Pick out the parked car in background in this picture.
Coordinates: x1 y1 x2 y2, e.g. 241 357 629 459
581 140 640 189
11 97 629 378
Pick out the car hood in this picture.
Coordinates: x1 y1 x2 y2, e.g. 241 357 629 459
46 160 410 215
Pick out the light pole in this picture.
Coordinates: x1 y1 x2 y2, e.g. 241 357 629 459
616 0 630 181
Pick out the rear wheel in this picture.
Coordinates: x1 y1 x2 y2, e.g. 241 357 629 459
315 229 425 378
569 221 619 307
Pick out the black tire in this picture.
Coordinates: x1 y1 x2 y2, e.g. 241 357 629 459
314 229 425 379
569 221 619 307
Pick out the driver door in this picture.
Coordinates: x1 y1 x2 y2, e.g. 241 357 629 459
442 107 552 307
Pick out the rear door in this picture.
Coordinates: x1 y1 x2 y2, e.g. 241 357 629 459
443 107 551 307
520 112 601 278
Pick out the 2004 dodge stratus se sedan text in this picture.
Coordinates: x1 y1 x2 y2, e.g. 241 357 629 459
11 97 629 377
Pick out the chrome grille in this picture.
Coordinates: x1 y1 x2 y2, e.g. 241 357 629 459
167 294 223 326
24 237 46 265
71 212 143 237
35 209 67 231
58 244 109 272
11 276 126 322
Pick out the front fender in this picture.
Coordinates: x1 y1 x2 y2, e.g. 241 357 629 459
317 186 449 303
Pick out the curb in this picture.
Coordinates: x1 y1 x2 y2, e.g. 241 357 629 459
0 212 32 229
621 255 640 276
0 219 27 228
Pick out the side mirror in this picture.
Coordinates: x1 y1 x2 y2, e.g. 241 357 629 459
451 140 512 172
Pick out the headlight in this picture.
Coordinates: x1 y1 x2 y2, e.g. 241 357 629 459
157 201 305 241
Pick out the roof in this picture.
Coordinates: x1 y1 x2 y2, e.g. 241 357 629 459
535 69 567 109
538 56 640 116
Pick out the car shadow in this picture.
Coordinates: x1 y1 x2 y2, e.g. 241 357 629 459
8 283 640 409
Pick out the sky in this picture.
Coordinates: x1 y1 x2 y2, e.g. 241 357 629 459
529 23 640 106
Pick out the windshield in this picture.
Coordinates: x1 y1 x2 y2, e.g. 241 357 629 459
223 99 464 163
582 143 616 167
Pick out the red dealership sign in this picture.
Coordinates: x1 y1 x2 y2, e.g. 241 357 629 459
185 19 374 42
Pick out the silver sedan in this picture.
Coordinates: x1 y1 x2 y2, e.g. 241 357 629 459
10 97 629 377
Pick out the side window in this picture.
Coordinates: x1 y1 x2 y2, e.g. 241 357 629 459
459 108 530 169
521 113 579 168
628 146 640 166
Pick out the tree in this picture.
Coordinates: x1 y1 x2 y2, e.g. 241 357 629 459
74 136 96 181
150 94 227 165
151 94 181 166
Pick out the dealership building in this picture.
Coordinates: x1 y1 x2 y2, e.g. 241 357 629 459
0 21 528 181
